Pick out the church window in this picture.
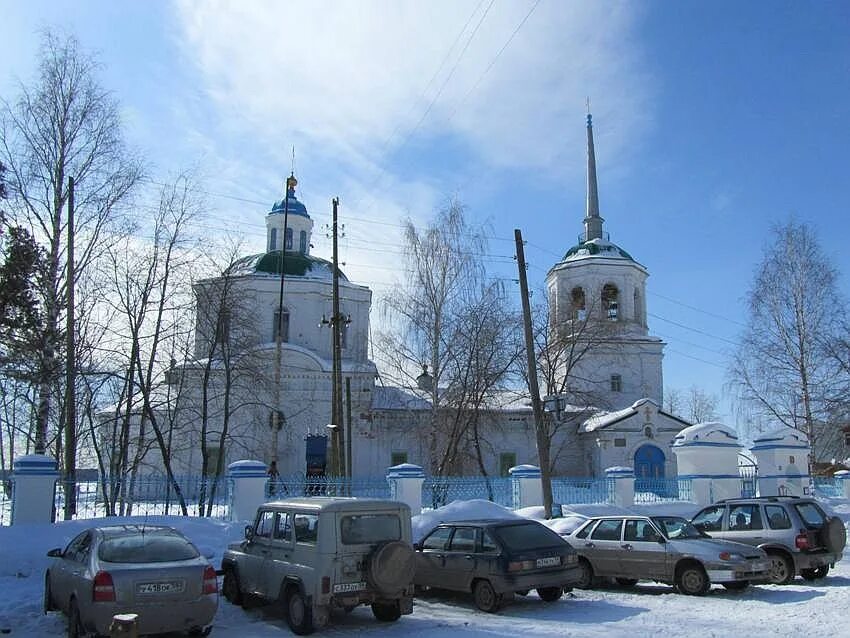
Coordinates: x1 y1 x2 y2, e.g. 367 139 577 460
844 431 850 447
284 227 293 250
273 308 290 342
391 451 408 466
602 284 619 320
614 438 626 447
499 452 517 477
610 374 622 392
634 289 643 325
299 230 307 254
269 228 277 251
215 310 230 345
571 287 586 321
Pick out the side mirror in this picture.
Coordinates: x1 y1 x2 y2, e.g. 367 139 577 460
656 536 667 545
244 525 254 541
413 542 422 551
46 548 63 558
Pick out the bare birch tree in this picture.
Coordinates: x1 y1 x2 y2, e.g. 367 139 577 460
729 221 842 469
0 32 142 457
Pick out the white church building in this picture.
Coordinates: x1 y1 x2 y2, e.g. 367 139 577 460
110 114 693 482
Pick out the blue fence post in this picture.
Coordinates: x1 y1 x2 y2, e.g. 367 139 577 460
228 460 268 522
386 464 425 516
605 466 634 507
509 465 542 510
11 455 59 525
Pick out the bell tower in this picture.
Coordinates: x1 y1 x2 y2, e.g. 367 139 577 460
545 113 664 410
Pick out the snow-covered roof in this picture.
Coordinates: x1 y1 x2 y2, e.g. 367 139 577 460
580 398 684 433
752 427 809 449
672 422 740 447
370 386 432 411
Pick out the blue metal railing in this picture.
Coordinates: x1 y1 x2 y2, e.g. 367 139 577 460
422 476 514 510
813 477 842 498
551 477 612 505
634 478 694 503
269 474 391 500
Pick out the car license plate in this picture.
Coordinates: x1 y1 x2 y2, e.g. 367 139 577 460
536 557 561 568
333 581 366 594
137 580 185 595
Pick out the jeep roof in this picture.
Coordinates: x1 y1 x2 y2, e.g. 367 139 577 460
261 497 410 513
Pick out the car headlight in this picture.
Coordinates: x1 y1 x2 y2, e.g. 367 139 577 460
718 551 745 561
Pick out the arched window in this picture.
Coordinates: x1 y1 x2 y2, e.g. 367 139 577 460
284 227 293 250
299 230 307 254
602 284 619 321
273 308 290 342
269 228 277 251
571 287 586 321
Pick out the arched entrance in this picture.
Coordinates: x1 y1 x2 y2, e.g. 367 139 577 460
634 444 665 479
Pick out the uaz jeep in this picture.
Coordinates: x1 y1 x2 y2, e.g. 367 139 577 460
221 497 415 634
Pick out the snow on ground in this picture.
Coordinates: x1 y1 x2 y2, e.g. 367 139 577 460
1 499 848 637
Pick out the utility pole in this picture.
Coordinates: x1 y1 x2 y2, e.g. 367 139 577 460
64 176 77 520
345 377 353 478
272 174 295 466
514 228 553 518
329 197 345 477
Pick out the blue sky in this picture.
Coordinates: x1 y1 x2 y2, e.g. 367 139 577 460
2 0 849 426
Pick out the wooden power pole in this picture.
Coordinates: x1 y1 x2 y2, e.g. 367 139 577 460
330 198 345 477
514 228 553 518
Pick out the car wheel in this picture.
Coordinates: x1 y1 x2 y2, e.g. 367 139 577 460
222 567 243 606
472 579 502 613
371 601 402 622
675 564 709 596
285 587 315 636
536 587 563 602
721 581 749 591
615 578 638 588
67 598 84 638
800 565 829 581
766 552 794 585
575 558 594 589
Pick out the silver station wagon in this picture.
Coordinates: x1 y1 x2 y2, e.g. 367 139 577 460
566 515 770 595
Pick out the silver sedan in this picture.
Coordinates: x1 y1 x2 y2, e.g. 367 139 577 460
565 515 771 595
44 525 218 636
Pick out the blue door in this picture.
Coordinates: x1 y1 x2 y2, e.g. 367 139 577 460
634 444 665 486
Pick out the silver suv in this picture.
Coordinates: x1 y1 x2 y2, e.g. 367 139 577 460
221 498 415 635
691 496 846 584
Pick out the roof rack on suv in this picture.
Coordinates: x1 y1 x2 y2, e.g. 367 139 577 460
715 495 802 504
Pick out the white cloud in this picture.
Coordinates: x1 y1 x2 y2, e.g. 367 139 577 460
173 0 651 177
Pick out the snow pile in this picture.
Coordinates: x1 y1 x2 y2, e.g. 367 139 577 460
412 499 520 541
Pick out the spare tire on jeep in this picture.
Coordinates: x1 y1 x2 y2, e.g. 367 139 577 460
821 516 847 554
366 540 416 597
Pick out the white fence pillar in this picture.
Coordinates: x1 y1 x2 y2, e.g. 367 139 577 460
835 470 850 499
386 464 425 516
11 454 59 525
689 478 713 506
228 460 268 523
509 465 543 510
605 466 635 507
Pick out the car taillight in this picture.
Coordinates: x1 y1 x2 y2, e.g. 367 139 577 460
322 576 330 594
507 560 535 572
795 532 811 550
93 571 115 602
203 565 218 595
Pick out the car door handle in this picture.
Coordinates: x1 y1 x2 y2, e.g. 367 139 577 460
464 555 473 560
584 542 595 548
621 544 633 551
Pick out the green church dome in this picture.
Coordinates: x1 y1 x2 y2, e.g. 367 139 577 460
227 250 348 281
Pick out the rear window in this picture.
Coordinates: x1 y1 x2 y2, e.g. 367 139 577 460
493 522 562 551
794 502 827 529
98 532 199 563
340 514 401 545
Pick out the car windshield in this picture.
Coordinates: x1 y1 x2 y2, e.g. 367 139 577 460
340 514 401 544
98 531 199 563
651 516 703 540
493 522 563 551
